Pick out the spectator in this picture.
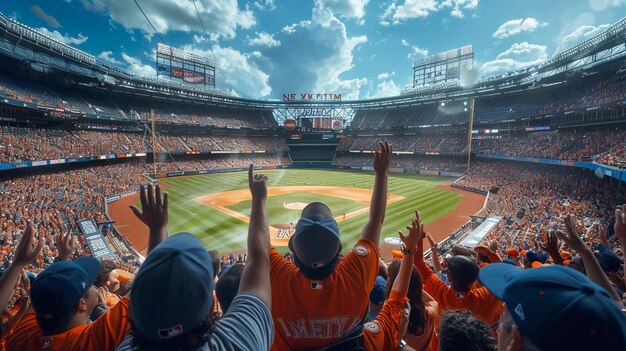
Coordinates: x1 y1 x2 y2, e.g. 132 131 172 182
414 232 503 328
367 276 387 320
7 254 130 350
479 263 626 351
117 165 273 350
438 310 495 351
215 264 245 314
268 141 392 350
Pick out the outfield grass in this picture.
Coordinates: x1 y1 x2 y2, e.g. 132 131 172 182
155 169 462 253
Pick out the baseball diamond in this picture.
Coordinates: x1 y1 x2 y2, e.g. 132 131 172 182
108 169 484 256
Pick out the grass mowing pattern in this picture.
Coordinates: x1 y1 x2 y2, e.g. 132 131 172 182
156 169 462 253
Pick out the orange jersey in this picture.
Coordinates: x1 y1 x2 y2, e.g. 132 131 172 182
414 257 503 326
6 297 131 351
270 239 379 351
404 293 439 351
104 292 121 308
362 290 409 351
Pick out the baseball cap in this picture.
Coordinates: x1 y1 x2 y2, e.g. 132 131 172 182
525 250 547 265
131 232 214 341
289 202 341 268
479 263 626 351
597 243 621 272
30 257 100 321
369 276 387 305
504 248 519 257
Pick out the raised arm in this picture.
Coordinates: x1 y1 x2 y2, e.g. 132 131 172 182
557 214 622 305
238 165 271 307
361 140 392 245
0 223 43 313
614 205 626 302
425 232 442 273
542 232 564 265
394 212 425 296
55 231 76 262
130 184 168 254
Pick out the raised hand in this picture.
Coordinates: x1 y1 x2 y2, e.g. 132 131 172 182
556 215 589 254
488 240 498 253
248 164 268 200
425 231 438 249
398 210 425 252
130 183 168 231
542 232 563 265
372 140 392 175
56 231 76 261
13 223 44 267
615 204 626 243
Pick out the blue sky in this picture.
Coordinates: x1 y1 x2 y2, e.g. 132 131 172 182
2 0 625 100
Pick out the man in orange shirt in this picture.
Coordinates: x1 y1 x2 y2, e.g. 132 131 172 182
414 239 503 329
270 140 392 351
7 183 168 351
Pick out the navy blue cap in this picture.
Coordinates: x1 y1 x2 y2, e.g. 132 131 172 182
369 276 387 305
30 257 100 321
289 202 341 268
597 243 621 272
479 263 626 351
131 232 214 341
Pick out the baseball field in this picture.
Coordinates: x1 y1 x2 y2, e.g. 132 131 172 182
108 169 485 257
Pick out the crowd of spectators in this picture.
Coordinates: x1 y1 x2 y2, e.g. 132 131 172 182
0 142 623 350
472 129 626 166
457 160 626 254
337 135 467 154
152 155 292 174
0 126 289 163
337 129 626 168
0 75 277 128
333 154 466 173
0 161 147 273
352 75 626 128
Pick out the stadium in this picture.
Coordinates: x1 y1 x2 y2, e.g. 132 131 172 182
0 1 625 351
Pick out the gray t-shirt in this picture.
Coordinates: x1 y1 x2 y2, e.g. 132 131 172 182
116 293 273 351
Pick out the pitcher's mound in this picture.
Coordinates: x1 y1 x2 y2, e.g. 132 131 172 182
284 201 308 210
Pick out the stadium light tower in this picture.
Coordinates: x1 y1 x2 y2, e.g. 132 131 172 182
466 98 475 173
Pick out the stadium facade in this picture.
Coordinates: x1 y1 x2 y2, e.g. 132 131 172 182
0 12 625 259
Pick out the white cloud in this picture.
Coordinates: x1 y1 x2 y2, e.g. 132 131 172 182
481 42 547 75
377 71 396 80
180 45 271 98
401 39 410 46
81 0 255 40
247 5 369 99
588 0 626 12
407 46 428 61
382 0 478 24
492 18 548 39
97 51 122 65
253 0 276 11
370 79 402 98
559 23 610 51
30 5 62 28
121 53 157 76
315 0 370 19
248 32 281 47
37 27 88 45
